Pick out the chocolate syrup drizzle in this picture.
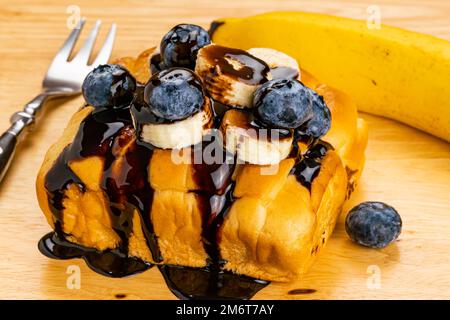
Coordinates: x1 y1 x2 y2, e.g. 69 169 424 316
200 45 270 85
41 102 159 276
39 52 330 299
291 139 333 191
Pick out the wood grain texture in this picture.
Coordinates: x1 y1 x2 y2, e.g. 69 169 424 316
0 0 449 300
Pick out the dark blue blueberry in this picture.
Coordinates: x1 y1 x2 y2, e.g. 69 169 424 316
82 64 136 108
144 68 204 121
160 24 211 69
253 79 313 129
345 202 402 248
297 88 331 139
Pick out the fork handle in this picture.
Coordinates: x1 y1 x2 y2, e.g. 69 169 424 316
0 93 49 183
0 130 18 182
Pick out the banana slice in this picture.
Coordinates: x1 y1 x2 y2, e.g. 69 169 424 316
132 98 213 149
195 44 271 108
248 48 300 80
221 109 293 165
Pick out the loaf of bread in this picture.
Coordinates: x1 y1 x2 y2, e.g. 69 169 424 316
36 46 368 282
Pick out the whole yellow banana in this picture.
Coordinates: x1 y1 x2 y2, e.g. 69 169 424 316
211 11 450 142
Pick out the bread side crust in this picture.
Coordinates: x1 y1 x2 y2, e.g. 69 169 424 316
220 151 347 281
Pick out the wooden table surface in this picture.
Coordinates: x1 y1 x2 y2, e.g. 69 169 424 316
0 0 449 300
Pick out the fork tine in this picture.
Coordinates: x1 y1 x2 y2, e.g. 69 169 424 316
73 20 102 63
55 18 86 61
91 23 117 66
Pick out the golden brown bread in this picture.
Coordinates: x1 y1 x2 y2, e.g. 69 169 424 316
36 47 368 282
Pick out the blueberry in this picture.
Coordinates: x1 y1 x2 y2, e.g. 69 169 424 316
345 202 402 248
82 64 136 108
160 24 211 69
144 68 204 121
297 89 331 139
253 79 313 129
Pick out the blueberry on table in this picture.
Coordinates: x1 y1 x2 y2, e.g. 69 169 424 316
298 89 331 139
82 64 136 108
160 24 211 69
253 79 313 129
144 68 205 121
345 202 402 248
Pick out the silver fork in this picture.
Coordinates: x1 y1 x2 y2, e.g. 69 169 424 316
0 19 116 183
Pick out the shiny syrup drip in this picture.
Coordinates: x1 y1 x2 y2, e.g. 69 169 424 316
288 288 317 295
159 108 269 299
190 136 236 265
201 45 270 85
39 232 151 277
40 100 159 276
101 125 162 263
290 139 333 190
210 99 229 127
159 265 268 300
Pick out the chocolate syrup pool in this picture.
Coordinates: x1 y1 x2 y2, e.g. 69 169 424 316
38 74 327 300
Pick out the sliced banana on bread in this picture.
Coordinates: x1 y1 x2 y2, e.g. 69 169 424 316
195 44 272 108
